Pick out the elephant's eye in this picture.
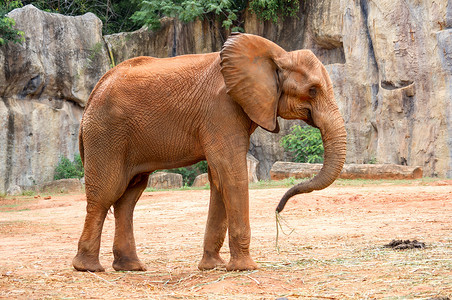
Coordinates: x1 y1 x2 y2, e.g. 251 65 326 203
308 87 317 98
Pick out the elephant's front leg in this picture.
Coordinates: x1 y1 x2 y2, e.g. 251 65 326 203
207 153 258 271
223 182 258 271
198 168 227 270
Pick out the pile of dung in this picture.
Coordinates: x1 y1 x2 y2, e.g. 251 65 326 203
384 239 426 250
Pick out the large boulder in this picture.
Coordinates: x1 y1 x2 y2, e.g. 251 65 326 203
270 162 423 180
38 178 83 193
148 172 183 190
246 153 259 183
6 185 22 196
192 173 209 187
1 5 109 106
191 154 260 187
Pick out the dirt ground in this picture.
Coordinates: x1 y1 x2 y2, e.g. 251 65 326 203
1 179 451 299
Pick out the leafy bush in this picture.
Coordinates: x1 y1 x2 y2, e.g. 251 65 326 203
131 0 246 31
54 154 84 180
166 160 208 186
280 125 324 163
0 0 24 45
3 1 300 35
249 0 299 23
18 0 141 35
131 0 299 31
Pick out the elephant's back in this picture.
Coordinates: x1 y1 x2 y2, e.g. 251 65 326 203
81 52 223 138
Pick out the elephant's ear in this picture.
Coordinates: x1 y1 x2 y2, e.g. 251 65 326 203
220 33 287 132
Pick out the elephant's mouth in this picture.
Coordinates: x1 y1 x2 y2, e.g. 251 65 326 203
303 109 316 128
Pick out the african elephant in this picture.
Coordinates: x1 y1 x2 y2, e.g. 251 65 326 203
72 33 346 272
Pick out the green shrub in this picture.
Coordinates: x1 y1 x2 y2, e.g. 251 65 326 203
367 156 377 164
21 190 35 196
54 154 84 180
20 0 141 35
131 0 299 32
165 160 208 186
249 0 299 23
131 0 244 31
280 125 324 163
0 0 25 45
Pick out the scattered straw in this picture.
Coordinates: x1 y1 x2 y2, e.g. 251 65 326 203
275 211 295 253
245 274 260 285
190 270 259 291
87 271 115 286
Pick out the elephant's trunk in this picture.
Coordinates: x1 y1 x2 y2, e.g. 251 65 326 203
276 110 346 213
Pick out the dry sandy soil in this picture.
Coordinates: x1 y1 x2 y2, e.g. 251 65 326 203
0 179 451 299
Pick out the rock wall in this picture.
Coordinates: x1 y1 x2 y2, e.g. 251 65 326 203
1 1 451 193
301 0 451 178
0 5 109 192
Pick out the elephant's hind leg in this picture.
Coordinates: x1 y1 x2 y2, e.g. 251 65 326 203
73 161 130 272
198 168 227 270
112 173 149 271
72 202 109 272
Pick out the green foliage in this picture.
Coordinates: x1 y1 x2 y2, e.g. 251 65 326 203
20 0 141 35
21 190 35 196
131 0 298 31
166 160 208 186
0 0 25 45
2 0 300 36
367 156 377 164
280 125 324 163
131 0 246 31
249 0 299 23
54 154 84 180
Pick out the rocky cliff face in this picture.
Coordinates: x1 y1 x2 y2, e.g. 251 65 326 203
1 1 451 193
0 5 109 192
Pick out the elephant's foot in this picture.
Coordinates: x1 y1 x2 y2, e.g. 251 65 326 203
73 254 105 272
226 256 258 271
112 257 147 271
198 253 226 270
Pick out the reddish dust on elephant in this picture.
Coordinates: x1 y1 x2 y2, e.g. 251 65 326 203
1 181 451 298
73 33 346 273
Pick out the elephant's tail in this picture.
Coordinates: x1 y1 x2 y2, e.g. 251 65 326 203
78 122 85 167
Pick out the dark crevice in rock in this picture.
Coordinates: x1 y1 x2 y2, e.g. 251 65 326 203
316 45 346 65
380 80 414 90
19 75 45 99
402 93 415 117
102 35 115 68
359 0 379 78
172 19 177 57
359 0 380 117
3 98 14 191
371 83 379 111
59 95 81 108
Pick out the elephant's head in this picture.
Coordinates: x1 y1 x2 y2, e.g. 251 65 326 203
220 33 347 212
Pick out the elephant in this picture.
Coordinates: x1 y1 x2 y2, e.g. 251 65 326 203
72 33 346 272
